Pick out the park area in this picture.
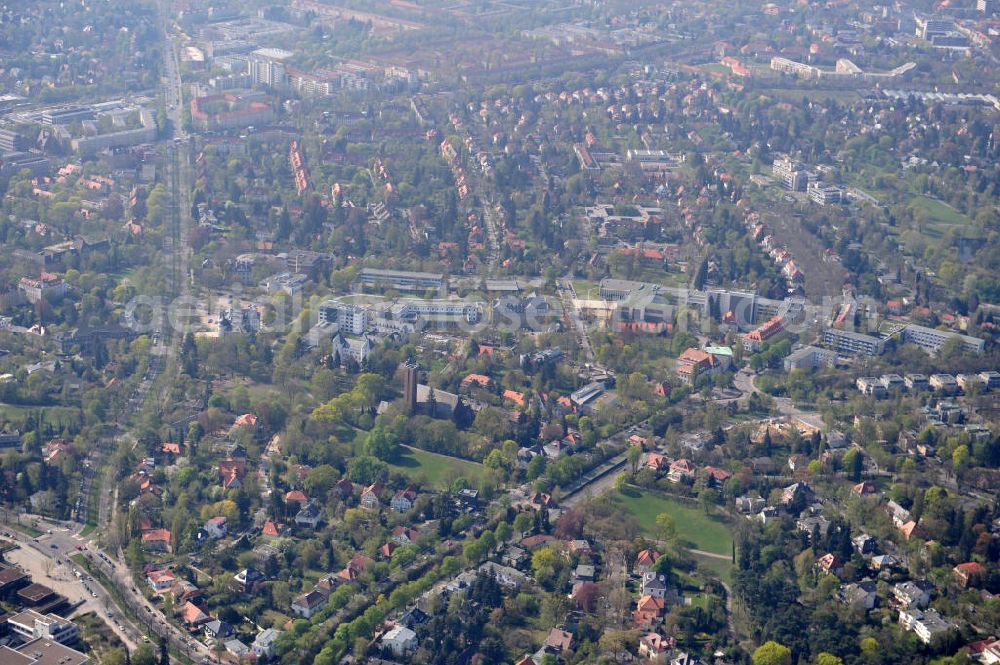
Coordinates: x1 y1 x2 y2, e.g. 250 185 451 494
388 446 488 490
611 487 733 556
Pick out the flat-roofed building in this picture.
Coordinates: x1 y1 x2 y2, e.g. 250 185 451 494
822 327 885 356
14 639 87 665
358 268 445 294
7 611 77 645
784 345 837 371
898 324 984 354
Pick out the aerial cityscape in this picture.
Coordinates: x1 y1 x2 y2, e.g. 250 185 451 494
0 0 999 664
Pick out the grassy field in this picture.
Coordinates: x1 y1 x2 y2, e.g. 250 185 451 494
912 196 968 225
388 447 488 490
0 404 81 430
611 488 733 556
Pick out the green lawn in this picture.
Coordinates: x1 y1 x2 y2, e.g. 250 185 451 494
0 404 81 430
388 447 488 490
79 524 96 538
912 196 968 226
611 488 733 556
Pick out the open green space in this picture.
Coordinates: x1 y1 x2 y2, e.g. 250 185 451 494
611 488 733 556
691 552 734 585
0 404 81 430
910 195 971 241
388 447 488 490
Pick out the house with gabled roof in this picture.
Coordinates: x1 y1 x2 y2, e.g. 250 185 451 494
360 483 383 509
294 501 322 528
141 528 172 553
954 562 987 588
218 458 247 489
203 516 228 540
633 595 666 629
635 549 661 574
390 487 418 512
667 459 695 483
180 601 211 627
391 526 420 545
147 568 176 592
291 590 326 619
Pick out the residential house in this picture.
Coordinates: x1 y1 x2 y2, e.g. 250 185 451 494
642 573 668 599
852 481 877 496
544 628 574 654
852 534 877 556
646 452 669 474
251 629 281 661
141 528 172 553
261 519 289 539
702 466 732 487
667 459 696 483
954 562 987 588
634 595 666 629
898 608 956 644
398 608 428 629
816 553 843 575
871 554 900 571
635 549 661 574
797 515 831 541
295 501 322 529
204 619 234 642
231 413 264 440
337 554 373 583
502 546 528 568
203 516 228 540
230 568 266 595
218 458 247 489
224 640 251 660
478 562 527 590
787 454 810 472
391 526 420 545
180 601 211 628
781 482 814 506
892 580 934 609
291 590 326 619
639 632 675 660
360 483 383 509
735 495 766 514
838 580 877 610
390 488 418 513
378 542 398 560
171 580 200 603
381 625 418 657
147 569 176 592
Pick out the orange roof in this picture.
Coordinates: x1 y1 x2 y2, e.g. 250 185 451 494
285 490 308 503
461 373 492 388
636 549 660 566
955 562 987 575
181 601 209 624
141 528 171 543
503 389 526 407
233 413 258 428
636 595 666 612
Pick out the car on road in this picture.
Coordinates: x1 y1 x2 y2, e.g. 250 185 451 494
49 544 57 549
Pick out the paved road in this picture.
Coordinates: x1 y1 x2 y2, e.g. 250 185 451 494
2 524 139 649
